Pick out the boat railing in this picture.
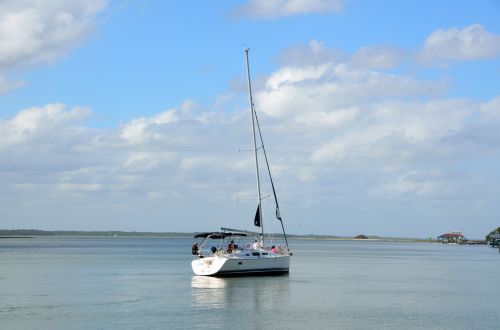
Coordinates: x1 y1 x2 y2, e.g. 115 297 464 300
196 245 290 258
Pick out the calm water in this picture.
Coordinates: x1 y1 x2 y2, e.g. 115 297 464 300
1 237 499 329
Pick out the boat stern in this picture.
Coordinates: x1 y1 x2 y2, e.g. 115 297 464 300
191 256 228 276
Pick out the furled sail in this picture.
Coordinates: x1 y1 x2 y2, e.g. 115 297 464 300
276 206 282 221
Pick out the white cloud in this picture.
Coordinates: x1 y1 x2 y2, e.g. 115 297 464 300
119 100 201 145
350 46 404 69
233 0 343 19
276 39 342 66
119 111 176 145
266 63 331 89
0 103 92 147
123 152 171 173
2 89 500 235
2 30 500 235
420 24 500 63
0 0 107 94
243 41 499 221
480 96 500 119
293 106 359 129
0 102 214 213
0 76 26 94
310 99 473 165
253 40 455 122
277 40 406 69
0 0 107 69
257 62 447 118
57 182 104 192
374 171 442 196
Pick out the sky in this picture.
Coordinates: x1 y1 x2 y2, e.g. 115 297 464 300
1 0 500 238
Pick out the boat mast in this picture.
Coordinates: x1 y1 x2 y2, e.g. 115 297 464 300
244 48 264 242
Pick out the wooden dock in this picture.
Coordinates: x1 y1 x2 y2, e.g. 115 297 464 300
460 240 487 245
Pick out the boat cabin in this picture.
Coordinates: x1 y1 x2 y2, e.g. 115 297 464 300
192 230 287 258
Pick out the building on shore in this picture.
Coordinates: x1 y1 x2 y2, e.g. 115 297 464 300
489 233 500 247
437 231 465 244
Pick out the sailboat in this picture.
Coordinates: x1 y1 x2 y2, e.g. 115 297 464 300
191 49 292 276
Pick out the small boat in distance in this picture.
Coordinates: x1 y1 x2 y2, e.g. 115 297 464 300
191 49 292 276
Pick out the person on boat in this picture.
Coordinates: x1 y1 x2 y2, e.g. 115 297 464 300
252 239 262 250
191 242 199 255
271 245 276 253
227 240 235 253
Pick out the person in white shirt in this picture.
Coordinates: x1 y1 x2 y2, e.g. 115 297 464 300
251 239 262 250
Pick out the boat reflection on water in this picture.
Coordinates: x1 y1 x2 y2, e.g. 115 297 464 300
191 275 290 311
191 276 228 309
191 276 228 289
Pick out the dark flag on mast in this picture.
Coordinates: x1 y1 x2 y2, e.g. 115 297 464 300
254 204 261 227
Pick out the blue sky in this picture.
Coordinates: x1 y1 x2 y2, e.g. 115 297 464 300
1 0 500 238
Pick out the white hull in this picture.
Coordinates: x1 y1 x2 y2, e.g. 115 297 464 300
192 254 290 276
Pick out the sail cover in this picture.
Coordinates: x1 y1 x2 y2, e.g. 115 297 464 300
276 207 282 221
254 204 261 227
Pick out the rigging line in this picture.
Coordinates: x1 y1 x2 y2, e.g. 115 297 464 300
253 108 290 249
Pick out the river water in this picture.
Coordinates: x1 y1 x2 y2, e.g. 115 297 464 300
1 237 499 329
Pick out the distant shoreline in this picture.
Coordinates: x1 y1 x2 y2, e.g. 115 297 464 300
0 229 439 242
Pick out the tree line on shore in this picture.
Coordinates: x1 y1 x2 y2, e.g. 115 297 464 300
0 229 191 237
485 227 500 241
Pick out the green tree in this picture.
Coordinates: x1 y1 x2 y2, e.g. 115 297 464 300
485 227 500 241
